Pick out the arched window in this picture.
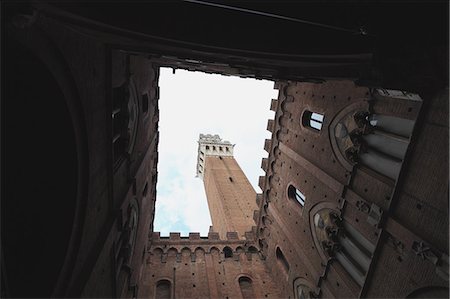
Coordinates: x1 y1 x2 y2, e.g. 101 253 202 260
313 209 375 287
155 280 171 299
302 110 324 131
239 276 256 299
296 284 313 299
293 278 315 299
288 185 306 207
223 246 233 258
248 246 258 253
276 247 290 275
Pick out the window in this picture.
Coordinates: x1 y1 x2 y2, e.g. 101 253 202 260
296 285 312 299
223 246 233 258
155 280 171 299
302 110 324 131
288 185 306 207
206 145 210 150
239 277 256 299
293 278 315 299
276 247 289 275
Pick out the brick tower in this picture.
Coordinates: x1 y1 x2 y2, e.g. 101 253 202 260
196 134 258 239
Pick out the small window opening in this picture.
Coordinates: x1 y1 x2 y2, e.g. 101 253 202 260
276 247 290 274
223 247 233 258
302 111 324 131
206 145 210 150
288 185 306 207
229 177 233 182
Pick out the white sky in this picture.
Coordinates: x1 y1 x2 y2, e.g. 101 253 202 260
154 68 277 236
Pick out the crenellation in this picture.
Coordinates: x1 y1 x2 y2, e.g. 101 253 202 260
169 232 181 240
253 210 260 223
258 175 266 190
264 139 272 153
226 232 239 240
273 81 283 90
208 232 220 240
246 230 256 240
151 232 161 241
255 193 263 206
261 157 269 172
270 99 279 111
188 233 201 240
267 119 275 132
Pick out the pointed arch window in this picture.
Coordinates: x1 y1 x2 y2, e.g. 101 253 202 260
302 111 324 131
312 209 375 287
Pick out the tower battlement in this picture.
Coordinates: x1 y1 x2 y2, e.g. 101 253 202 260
196 134 234 179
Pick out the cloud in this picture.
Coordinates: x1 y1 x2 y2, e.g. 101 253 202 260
154 68 277 236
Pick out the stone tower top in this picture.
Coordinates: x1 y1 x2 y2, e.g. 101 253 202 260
196 134 234 179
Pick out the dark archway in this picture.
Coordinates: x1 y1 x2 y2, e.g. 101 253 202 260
2 36 78 297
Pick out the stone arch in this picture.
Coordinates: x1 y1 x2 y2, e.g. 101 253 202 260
195 247 206 262
181 247 191 263
328 101 369 171
236 246 245 254
153 247 164 254
152 248 164 260
195 247 205 255
248 246 259 253
167 247 178 256
4 26 88 298
309 201 375 287
309 201 340 262
181 247 192 256
210 246 220 256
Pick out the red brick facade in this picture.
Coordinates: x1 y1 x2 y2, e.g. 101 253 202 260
3 4 448 298
203 155 258 239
